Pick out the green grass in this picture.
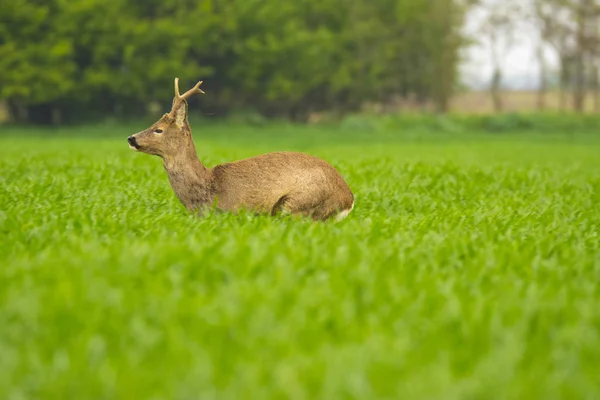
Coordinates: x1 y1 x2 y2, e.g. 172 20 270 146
1 124 600 399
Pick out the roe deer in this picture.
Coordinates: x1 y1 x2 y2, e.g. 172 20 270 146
127 78 354 221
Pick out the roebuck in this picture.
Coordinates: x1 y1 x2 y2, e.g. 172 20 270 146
127 78 354 221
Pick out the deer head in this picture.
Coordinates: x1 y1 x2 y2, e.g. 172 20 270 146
127 78 205 158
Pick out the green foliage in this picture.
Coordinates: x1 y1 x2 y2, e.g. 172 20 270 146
1 126 600 398
0 0 469 123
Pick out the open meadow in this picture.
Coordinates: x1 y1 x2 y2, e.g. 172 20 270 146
1 122 599 399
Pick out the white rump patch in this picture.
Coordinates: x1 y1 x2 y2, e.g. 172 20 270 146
334 201 354 222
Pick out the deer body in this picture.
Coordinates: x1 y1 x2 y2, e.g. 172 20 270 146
129 78 354 221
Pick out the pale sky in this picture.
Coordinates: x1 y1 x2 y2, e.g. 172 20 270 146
460 1 560 90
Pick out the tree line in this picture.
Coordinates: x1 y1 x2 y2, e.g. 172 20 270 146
0 0 469 124
478 0 600 113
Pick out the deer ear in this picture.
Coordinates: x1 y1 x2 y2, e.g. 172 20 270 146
173 98 188 128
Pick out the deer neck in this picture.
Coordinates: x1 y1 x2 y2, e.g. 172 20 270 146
162 143 214 212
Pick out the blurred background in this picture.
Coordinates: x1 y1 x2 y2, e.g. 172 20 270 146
1 0 599 125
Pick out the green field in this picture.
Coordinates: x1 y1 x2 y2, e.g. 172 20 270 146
1 124 599 399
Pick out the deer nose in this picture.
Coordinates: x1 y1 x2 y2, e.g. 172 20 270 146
127 136 140 150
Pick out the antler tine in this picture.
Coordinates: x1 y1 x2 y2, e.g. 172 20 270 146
179 80 205 100
174 77 181 98
169 78 205 117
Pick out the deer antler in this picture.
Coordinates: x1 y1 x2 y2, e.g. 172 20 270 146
169 77 205 117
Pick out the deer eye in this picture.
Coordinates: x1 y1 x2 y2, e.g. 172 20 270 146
154 129 163 134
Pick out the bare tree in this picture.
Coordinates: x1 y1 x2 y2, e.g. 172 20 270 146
477 0 522 113
578 0 600 112
573 0 590 112
473 0 600 114
537 0 600 113
590 10 600 112
532 0 551 110
534 0 576 111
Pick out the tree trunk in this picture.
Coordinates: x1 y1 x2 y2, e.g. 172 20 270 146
9 101 29 123
559 57 568 112
591 5 600 113
573 0 588 113
536 42 547 111
573 56 586 112
593 65 600 113
490 68 503 113
51 105 62 125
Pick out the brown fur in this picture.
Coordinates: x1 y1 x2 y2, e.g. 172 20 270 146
128 78 354 221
